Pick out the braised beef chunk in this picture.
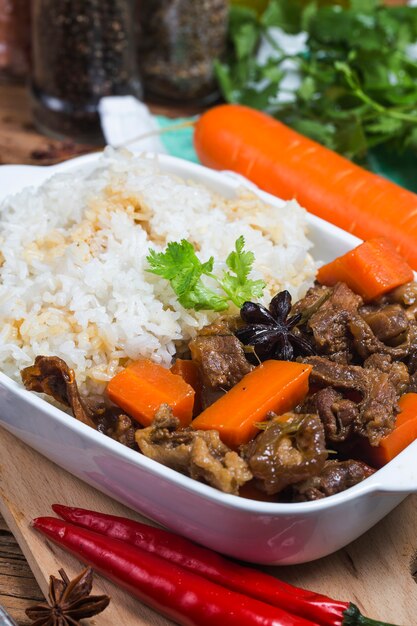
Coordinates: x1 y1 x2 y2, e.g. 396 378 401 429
291 283 330 319
358 369 399 445
364 354 410 395
189 318 252 398
135 405 252 495
304 356 399 446
105 413 137 449
302 388 358 443
360 304 409 344
190 334 252 389
305 355 365 390
292 460 375 502
299 282 363 363
349 314 410 361
406 322 417 374
241 414 327 495
21 356 97 429
408 371 417 393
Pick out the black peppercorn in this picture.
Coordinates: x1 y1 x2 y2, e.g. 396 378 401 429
137 0 228 104
31 0 143 144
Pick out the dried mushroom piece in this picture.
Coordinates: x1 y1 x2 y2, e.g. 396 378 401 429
135 404 252 495
21 356 137 447
241 413 327 495
386 280 417 308
292 460 375 502
21 355 96 429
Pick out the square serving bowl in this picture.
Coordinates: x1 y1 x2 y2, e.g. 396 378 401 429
0 152 415 565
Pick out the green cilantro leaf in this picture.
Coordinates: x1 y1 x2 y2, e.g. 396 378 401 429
226 235 253 282
146 237 265 312
218 236 266 308
178 282 230 312
147 239 228 312
216 0 417 173
220 272 266 308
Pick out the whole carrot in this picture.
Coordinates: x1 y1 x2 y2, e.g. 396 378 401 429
52 505 397 626
33 516 321 626
194 104 417 269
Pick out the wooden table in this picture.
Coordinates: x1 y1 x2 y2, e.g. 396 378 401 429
0 82 202 166
0 514 43 625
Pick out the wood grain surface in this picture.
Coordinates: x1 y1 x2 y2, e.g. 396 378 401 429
0 424 417 626
0 82 202 166
0 514 43 625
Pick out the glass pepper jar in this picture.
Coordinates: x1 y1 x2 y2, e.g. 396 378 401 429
137 0 228 105
30 0 143 145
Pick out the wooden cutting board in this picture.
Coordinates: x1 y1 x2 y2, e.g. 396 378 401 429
0 425 416 626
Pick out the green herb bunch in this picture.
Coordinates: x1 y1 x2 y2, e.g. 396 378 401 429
216 0 417 163
147 236 265 312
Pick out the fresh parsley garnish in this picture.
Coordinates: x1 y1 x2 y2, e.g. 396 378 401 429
216 0 417 165
147 236 266 312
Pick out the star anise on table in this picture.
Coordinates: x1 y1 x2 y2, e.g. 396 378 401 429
235 290 315 362
26 567 110 626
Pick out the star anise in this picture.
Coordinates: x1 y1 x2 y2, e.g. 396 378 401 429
235 290 315 362
26 567 110 626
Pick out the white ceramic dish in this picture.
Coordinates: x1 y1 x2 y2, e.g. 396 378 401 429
0 153 416 566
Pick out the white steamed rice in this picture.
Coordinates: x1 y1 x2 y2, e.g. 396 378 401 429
0 148 317 392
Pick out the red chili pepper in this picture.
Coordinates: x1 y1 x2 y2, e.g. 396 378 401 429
51 505 397 626
33 516 321 626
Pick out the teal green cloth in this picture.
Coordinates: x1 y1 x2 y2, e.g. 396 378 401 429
367 146 417 194
156 115 417 194
156 115 199 163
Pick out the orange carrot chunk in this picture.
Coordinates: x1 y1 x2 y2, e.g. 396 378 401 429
170 359 203 415
362 393 417 468
107 359 195 428
191 360 312 449
194 104 417 270
170 359 201 392
316 238 414 302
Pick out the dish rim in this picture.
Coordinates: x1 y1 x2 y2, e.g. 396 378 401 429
0 150 415 515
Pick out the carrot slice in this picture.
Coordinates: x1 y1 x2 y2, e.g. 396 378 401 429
361 393 417 468
170 359 202 415
316 238 414 301
194 104 417 269
107 359 195 427
191 360 312 448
